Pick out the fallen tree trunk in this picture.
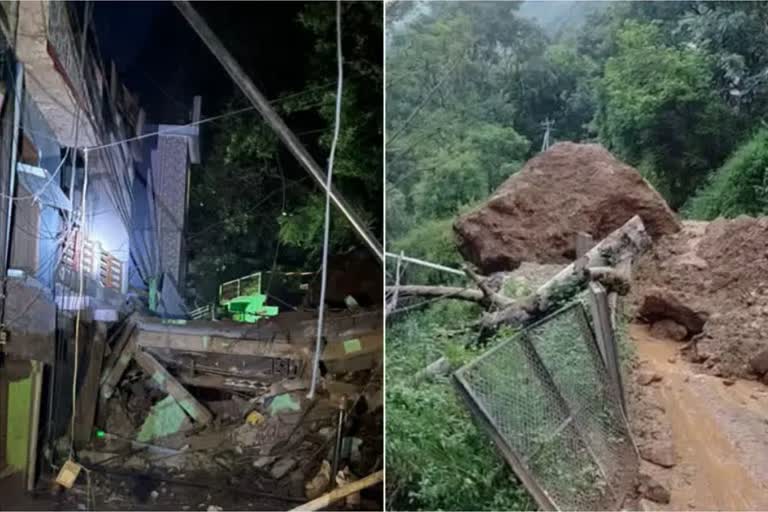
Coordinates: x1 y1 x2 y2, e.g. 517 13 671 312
388 285 486 304
481 215 650 329
386 216 651 331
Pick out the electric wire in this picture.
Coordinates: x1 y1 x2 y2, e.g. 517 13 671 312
308 0 343 400
70 148 90 459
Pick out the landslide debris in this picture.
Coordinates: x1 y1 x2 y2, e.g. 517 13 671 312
453 142 680 273
631 217 768 379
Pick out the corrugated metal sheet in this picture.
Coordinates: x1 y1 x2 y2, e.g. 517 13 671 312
16 162 71 211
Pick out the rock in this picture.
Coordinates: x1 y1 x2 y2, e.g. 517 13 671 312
252 456 276 469
639 441 676 468
650 319 688 341
453 142 680 272
150 490 159 500
667 356 677 364
722 378 735 386
207 506 223 512
638 288 706 335
270 457 297 480
637 473 671 504
749 349 768 376
637 371 663 386
638 498 658 511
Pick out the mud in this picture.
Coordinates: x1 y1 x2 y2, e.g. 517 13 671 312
628 323 768 511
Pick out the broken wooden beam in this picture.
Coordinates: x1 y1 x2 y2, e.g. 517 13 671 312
135 310 381 344
74 321 108 448
100 334 137 400
133 349 213 425
289 470 383 512
135 330 312 360
385 285 486 303
99 313 137 387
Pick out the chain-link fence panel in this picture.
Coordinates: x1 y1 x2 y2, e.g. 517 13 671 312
454 302 638 511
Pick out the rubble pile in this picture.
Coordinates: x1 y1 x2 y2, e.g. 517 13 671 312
82 363 382 509
66 310 383 510
453 142 680 273
631 217 768 380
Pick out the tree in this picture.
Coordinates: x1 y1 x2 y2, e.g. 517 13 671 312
186 2 382 302
596 21 735 207
685 128 768 220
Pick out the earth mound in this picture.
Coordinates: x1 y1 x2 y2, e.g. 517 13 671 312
453 142 681 273
631 217 768 379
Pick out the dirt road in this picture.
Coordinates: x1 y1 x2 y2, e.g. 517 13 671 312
630 324 768 510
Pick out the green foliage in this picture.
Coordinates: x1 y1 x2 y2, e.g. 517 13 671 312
597 20 735 208
386 301 533 511
685 129 768 219
386 3 534 245
388 217 463 285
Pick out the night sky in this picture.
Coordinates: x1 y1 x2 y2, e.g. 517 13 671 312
89 1 311 124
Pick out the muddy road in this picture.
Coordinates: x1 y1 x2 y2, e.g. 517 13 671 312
630 324 768 510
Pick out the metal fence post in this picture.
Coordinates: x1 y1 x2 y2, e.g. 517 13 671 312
588 282 626 415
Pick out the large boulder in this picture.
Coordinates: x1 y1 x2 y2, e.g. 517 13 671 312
453 142 680 272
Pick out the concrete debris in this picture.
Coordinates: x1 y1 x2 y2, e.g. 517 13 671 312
82 310 382 510
267 392 302 416
206 506 223 512
270 457 297 480
137 395 193 442
252 456 276 469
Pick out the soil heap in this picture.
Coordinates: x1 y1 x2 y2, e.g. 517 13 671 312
631 217 768 380
453 142 680 273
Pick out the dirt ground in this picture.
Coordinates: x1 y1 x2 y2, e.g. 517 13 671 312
628 323 768 511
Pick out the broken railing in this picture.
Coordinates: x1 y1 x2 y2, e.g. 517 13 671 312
454 298 638 511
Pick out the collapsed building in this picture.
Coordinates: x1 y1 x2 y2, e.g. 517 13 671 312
0 2 383 509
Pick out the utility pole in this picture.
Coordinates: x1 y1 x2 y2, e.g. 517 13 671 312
540 118 554 152
173 1 383 263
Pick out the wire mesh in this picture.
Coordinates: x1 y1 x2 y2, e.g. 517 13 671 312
455 302 638 511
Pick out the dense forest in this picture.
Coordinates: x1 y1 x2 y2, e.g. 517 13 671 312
387 0 768 276
386 2 768 510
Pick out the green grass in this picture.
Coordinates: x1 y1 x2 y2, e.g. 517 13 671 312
386 301 534 511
